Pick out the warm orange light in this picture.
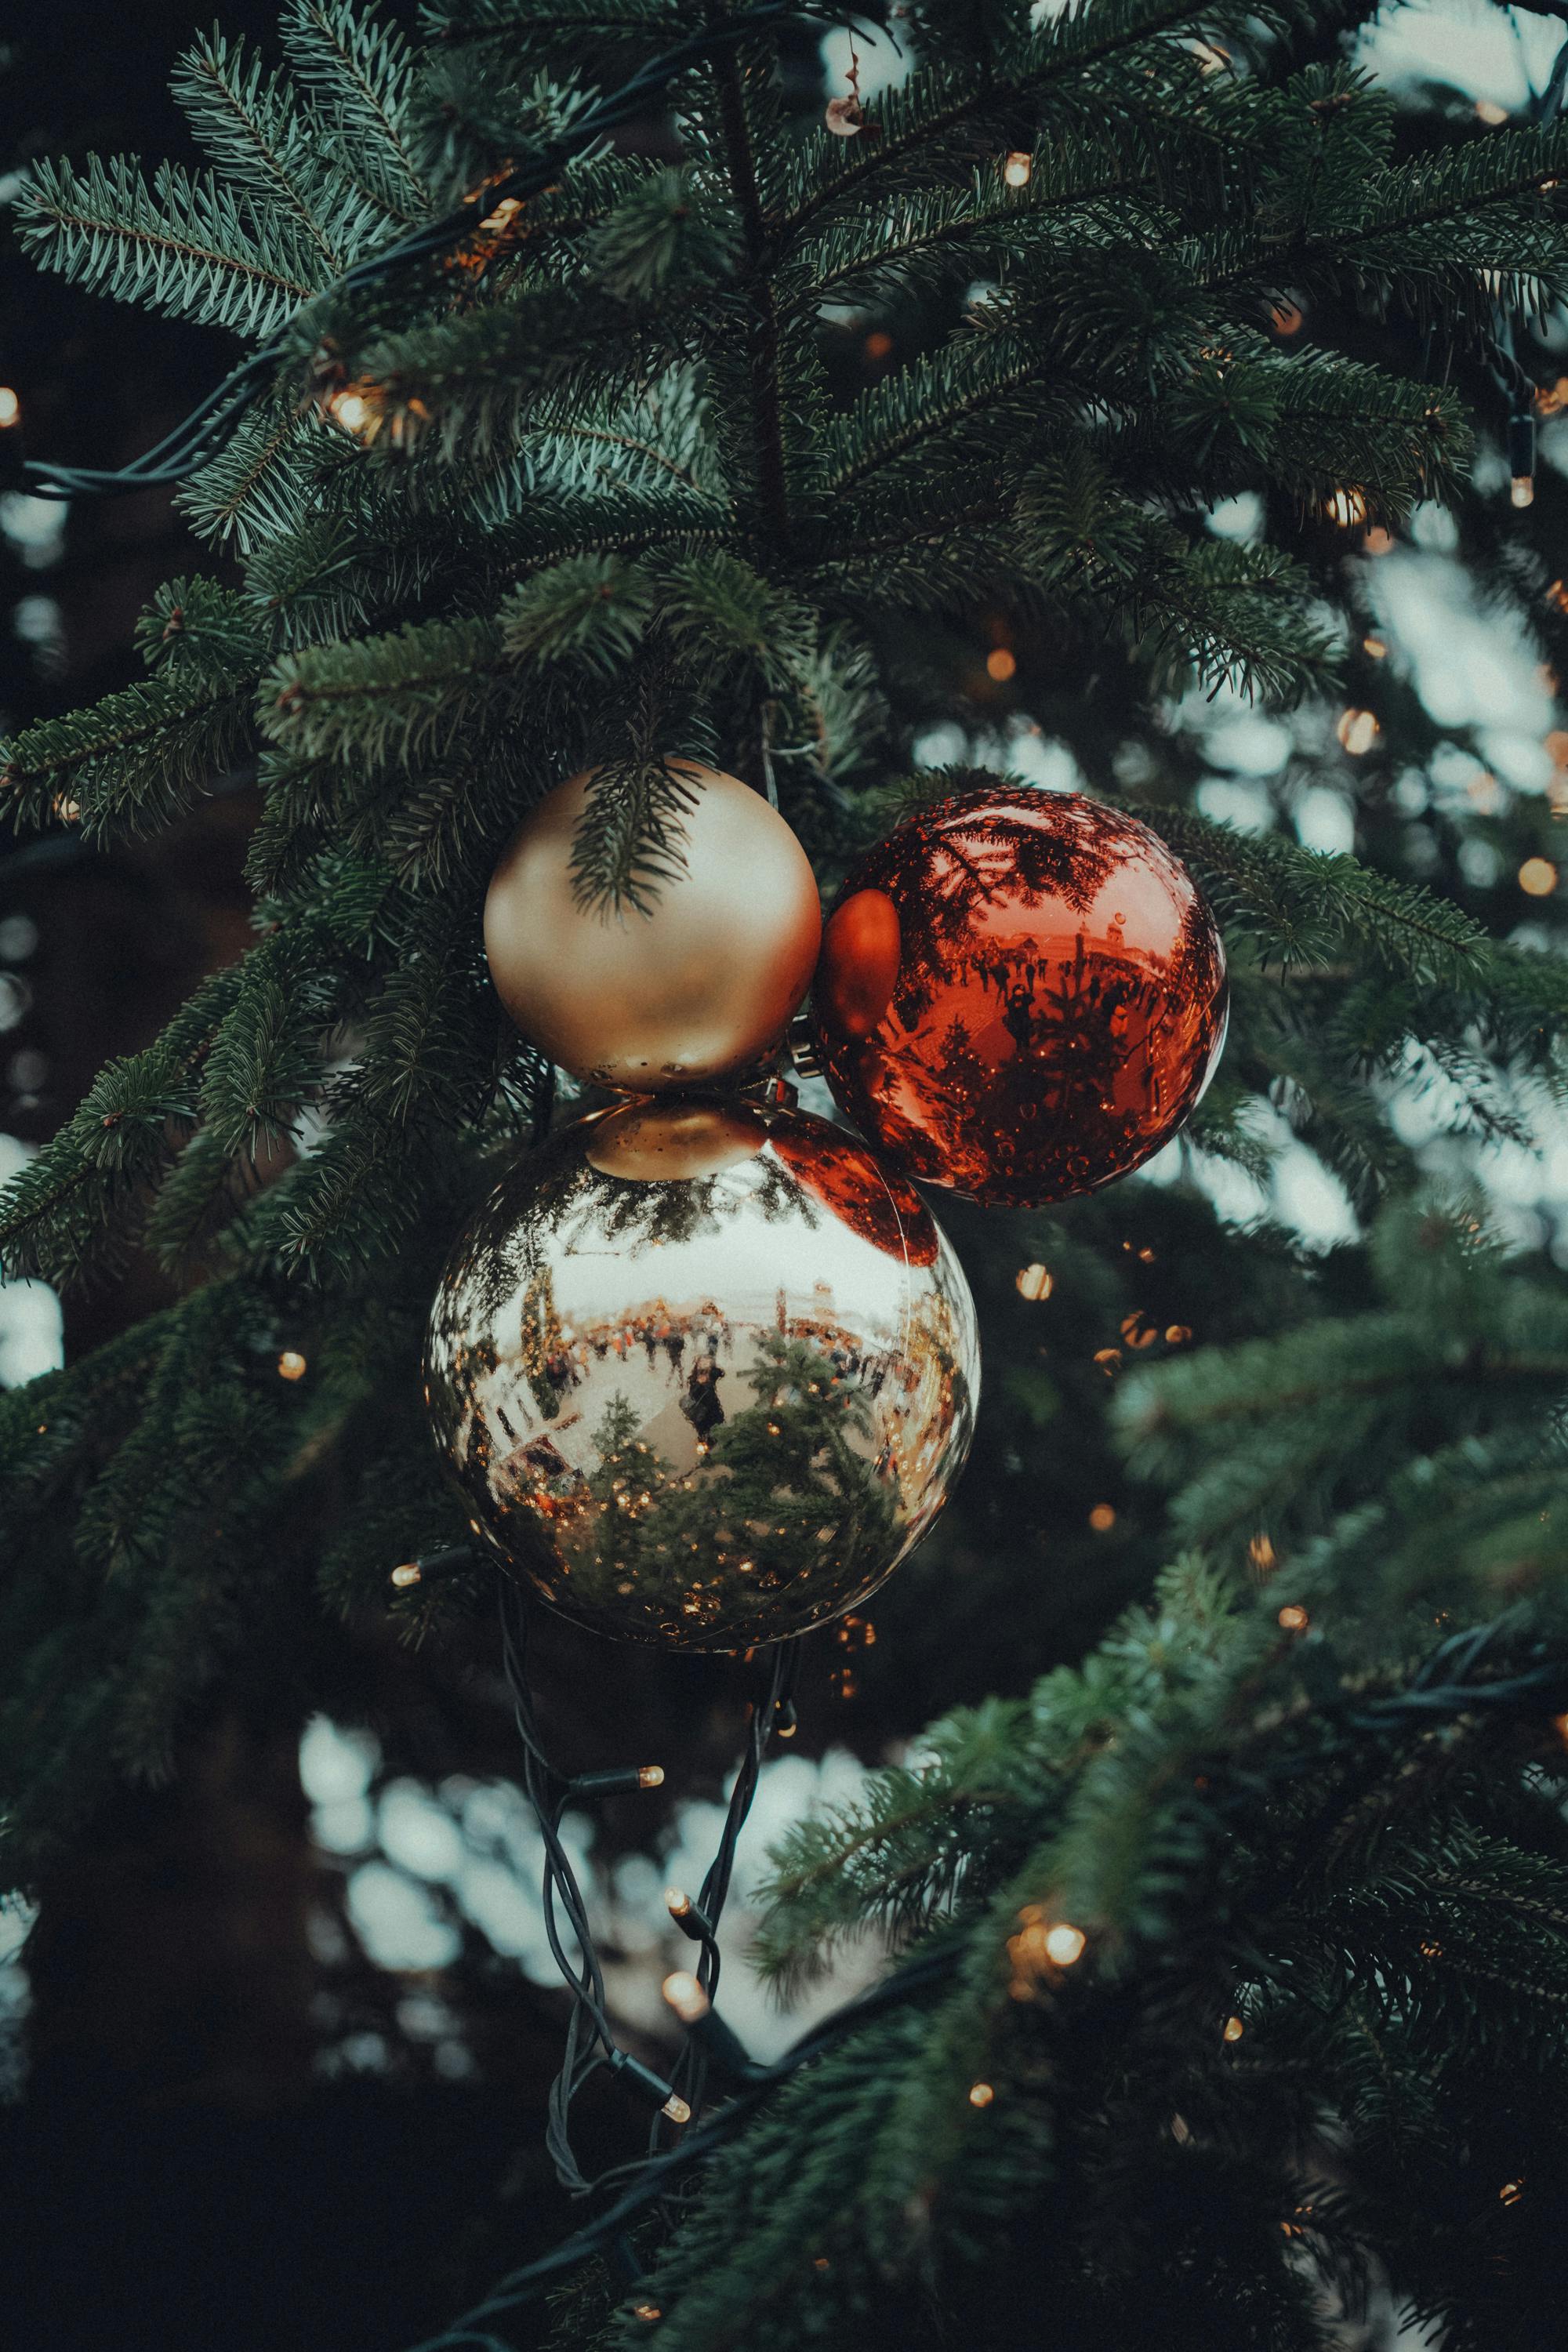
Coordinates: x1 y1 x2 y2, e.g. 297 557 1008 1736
1164 1323 1192 1345
1268 299 1302 337
638 1765 666 1788
1277 1603 1310 1634
390 1562 421 1590
1248 1533 1276 1572
1325 488 1367 527
1222 2014 1245 2043
1500 2178 1524 2205
277 1349 307 1381
985 647 1017 681
662 1970 710 2024
665 1886 691 1918
661 2091 691 2125
329 389 372 434
1364 526 1394 557
1512 476 1537 510
1336 708 1380 756
1519 857 1558 897
1015 1262 1053 1301
1002 151 1032 188
1093 1348 1122 1374
1552 1711 1568 1747
969 2080 996 2107
1476 98 1509 125
1088 1504 1116 1533
1044 1923 1087 1966
1363 635 1387 659
632 2304 662 2323
0 387 19 429
863 329 893 361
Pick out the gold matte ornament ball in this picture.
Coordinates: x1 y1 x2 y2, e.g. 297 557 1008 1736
423 1095 980 1650
485 762 822 1091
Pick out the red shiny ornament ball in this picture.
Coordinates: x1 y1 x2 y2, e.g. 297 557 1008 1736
810 785 1228 1207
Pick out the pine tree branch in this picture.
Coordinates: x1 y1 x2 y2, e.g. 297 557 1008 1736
710 31 791 546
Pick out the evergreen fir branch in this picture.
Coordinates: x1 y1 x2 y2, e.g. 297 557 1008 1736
426 0 684 49
1145 804 1501 987
568 737 704 916
280 0 432 224
12 154 316 337
264 613 509 765
179 405 319 554
499 554 658 675
250 1108 453 1278
345 288 655 463
134 575 278 686
1 672 257 840
0 966 246 1287
195 938 344 1157
171 27 365 273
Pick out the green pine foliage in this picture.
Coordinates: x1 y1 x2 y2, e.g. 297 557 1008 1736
5 1 1568 2344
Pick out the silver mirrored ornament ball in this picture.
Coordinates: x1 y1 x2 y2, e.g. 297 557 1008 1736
423 1097 980 1650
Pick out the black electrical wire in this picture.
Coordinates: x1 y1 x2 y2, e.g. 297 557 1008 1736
18 2 887 500
495 1577 798 2200
397 1604 1568 2352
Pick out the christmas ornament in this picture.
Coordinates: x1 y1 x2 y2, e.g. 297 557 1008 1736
809 785 1227 1207
424 1096 978 1650
485 763 821 1091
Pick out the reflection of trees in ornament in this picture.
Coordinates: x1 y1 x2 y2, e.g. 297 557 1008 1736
812 784 1227 1207
517 1265 567 1421
564 1335 902 1642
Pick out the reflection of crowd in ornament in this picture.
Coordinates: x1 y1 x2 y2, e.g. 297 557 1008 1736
534 1296 740 1425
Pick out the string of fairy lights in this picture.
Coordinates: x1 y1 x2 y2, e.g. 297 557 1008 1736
1 2 877 503
385 1594 1568 2347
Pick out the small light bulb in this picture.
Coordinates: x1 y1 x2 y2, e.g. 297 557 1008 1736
1499 2178 1524 2205
390 1562 422 1589
1044 1923 1086 1966
1087 1504 1116 1534
665 1886 691 1919
662 1970 710 2024
277 1349 307 1381
1336 707 1379 756
661 2091 691 2125
1015 1263 1053 1301
1222 2014 1245 2043
985 646 1017 681
1519 857 1558 898
0 387 20 429
1324 488 1367 527
331 390 370 434
1002 151 1032 187
1363 635 1387 659
1277 1603 1310 1633
632 2303 662 2323
638 1765 665 1789
968 2081 995 2107
1512 476 1536 509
